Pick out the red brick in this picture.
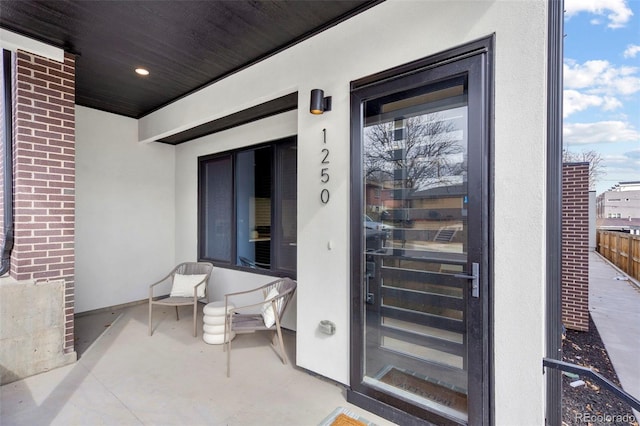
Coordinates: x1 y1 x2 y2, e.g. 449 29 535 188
12 50 76 347
49 111 74 121
562 163 589 331
33 100 63 112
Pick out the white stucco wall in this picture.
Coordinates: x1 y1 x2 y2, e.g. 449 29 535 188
133 1 550 423
75 106 176 312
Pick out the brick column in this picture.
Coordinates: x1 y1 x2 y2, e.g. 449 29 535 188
12 51 75 353
562 162 589 331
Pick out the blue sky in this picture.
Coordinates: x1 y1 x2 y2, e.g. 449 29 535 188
564 0 640 195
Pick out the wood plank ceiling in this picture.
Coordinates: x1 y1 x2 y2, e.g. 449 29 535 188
0 1 378 119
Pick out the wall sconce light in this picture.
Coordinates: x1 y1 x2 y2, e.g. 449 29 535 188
310 89 332 115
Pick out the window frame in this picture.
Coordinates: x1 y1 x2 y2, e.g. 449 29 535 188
197 136 297 279
1 49 15 275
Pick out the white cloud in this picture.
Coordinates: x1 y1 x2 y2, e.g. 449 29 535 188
564 60 640 95
625 149 640 160
602 96 624 110
563 59 639 117
564 60 609 89
563 90 622 117
624 44 640 58
563 121 640 144
565 0 633 28
601 152 640 178
605 151 640 166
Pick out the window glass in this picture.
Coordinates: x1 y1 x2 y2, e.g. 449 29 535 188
0 50 7 247
200 155 233 262
199 137 296 276
274 142 297 272
236 146 273 268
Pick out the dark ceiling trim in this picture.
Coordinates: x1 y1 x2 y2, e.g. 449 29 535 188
142 0 384 119
155 92 298 145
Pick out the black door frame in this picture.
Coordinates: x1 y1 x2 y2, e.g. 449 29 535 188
348 35 494 426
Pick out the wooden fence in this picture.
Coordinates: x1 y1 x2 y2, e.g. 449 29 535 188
597 230 640 282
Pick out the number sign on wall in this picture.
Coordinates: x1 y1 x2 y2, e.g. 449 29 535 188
320 128 330 204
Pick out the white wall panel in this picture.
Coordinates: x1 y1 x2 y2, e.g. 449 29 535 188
75 106 175 312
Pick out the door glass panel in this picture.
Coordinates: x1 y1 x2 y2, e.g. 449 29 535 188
362 77 469 421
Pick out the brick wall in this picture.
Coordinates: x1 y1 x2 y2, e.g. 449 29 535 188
562 162 589 331
12 50 75 353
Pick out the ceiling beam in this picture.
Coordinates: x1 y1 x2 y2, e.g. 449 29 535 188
155 92 298 145
0 28 64 62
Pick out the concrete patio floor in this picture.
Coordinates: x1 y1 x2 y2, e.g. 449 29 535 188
1 302 395 426
589 251 640 419
5 252 638 425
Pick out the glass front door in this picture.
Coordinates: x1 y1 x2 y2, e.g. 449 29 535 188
350 49 490 425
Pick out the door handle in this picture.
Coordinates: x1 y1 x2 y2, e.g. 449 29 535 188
365 274 375 305
454 262 480 298
365 261 376 305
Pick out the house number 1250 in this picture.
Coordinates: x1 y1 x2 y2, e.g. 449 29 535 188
320 129 330 204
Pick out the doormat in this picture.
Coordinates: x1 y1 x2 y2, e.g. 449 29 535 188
318 407 376 426
378 367 467 413
331 413 366 426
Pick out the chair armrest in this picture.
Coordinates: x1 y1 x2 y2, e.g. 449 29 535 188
193 277 209 300
224 286 264 298
227 299 271 313
224 286 267 314
225 288 293 313
149 273 173 289
148 273 173 300
224 278 294 314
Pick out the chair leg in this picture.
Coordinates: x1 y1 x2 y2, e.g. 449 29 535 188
226 317 232 377
193 302 197 337
175 306 179 321
148 302 153 336
223 317 227 353
275 324 288 365
226 338 231 377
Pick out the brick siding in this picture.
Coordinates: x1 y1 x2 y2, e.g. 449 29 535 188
11 50 76 353
562 162 590 331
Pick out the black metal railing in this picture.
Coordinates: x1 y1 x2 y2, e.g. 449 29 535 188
543 358 640 411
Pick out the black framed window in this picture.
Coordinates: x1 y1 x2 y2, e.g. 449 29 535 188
198 136 297 277
1 49 14 271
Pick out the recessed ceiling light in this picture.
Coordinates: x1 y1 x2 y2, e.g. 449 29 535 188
135 68 149 76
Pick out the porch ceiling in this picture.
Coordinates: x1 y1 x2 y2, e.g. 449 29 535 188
0 0 378 119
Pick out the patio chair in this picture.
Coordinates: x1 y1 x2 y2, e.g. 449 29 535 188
223 277 297 377
148 262 214 337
